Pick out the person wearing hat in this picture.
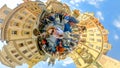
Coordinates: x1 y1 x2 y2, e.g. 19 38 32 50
64 17 78 32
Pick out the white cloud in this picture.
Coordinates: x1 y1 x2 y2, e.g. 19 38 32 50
70 0 75 5
87 0 104 8
0 41 6 50
113 16 120 29
0 63 9 68
62 57 74 66
0 0 48 9
114 34 119 40
16 63 28 68
69 0 104 8
0 0 23 9
76 4 79 7
70 0 85 5
96 11 104 21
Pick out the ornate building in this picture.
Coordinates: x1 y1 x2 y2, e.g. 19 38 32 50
0 0 119 68
0 0 46 68
67 11 112 68
0 5 12 40
46 0 71 14
98 55 120 68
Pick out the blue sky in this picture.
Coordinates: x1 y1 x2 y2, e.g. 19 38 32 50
0 0 120 68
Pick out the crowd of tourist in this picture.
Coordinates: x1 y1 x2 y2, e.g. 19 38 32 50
37 11 79 57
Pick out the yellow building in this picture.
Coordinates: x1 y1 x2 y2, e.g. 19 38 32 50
0 0 119 68
0 5 12 40
67 12 112 68
0 39 44 67
1 1 46 41
0 0 46 68
98 55 120 68
0 4 12 28
72 9 80 18
46 0 71 14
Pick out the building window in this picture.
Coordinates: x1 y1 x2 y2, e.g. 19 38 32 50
13 22 19 26
26 25 31 28
80 38 86 43
94 29 98 32
18 16 23 20
32 17 35 20
24 32 30 35
22 50 28 54
35 56 39 59
18 57 23 60
12 31 17 35
104 44 108 48
6 56 9 59
89 38 94 41
88 30 93 32
28 54 32 58
82 34 87 37
96 46 101 50
31 46 35 50
89 34 94 36
97 39 101 42
9 60 12 63
14 54 19 57
0 18 4 23
96 34 101 36
89 44 93 47
34 50 38 53
3 10 9 15
19 43 24 47
28 41 32 44
31 8 34 11
11 50 16 54
22 11 28 15
35 7 37 10
28 20 33 23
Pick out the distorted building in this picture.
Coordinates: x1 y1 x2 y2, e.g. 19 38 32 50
46 0 71 14
0 0 119 68
0 5 12 40
0 0 46 68
99 55 120 68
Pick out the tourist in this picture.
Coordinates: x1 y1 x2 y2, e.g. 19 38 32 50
64 17 78 32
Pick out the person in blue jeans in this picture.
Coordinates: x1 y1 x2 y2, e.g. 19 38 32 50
64 17 79 32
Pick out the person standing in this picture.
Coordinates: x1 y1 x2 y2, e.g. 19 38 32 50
64 17 78 32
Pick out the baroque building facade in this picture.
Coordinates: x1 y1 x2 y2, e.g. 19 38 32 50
0 0 119 68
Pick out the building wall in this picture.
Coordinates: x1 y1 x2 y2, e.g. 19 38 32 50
0 1 46 68
46 1 71 14
98 55 120 68
0 4 12 24
0 38 43 67
1 1 45 41
0 0 113 68
77 13 111 54
68 12 111 68
0 48 19 67
0 5 12 40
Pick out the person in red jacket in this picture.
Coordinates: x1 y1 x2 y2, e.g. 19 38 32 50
56 41 65 54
